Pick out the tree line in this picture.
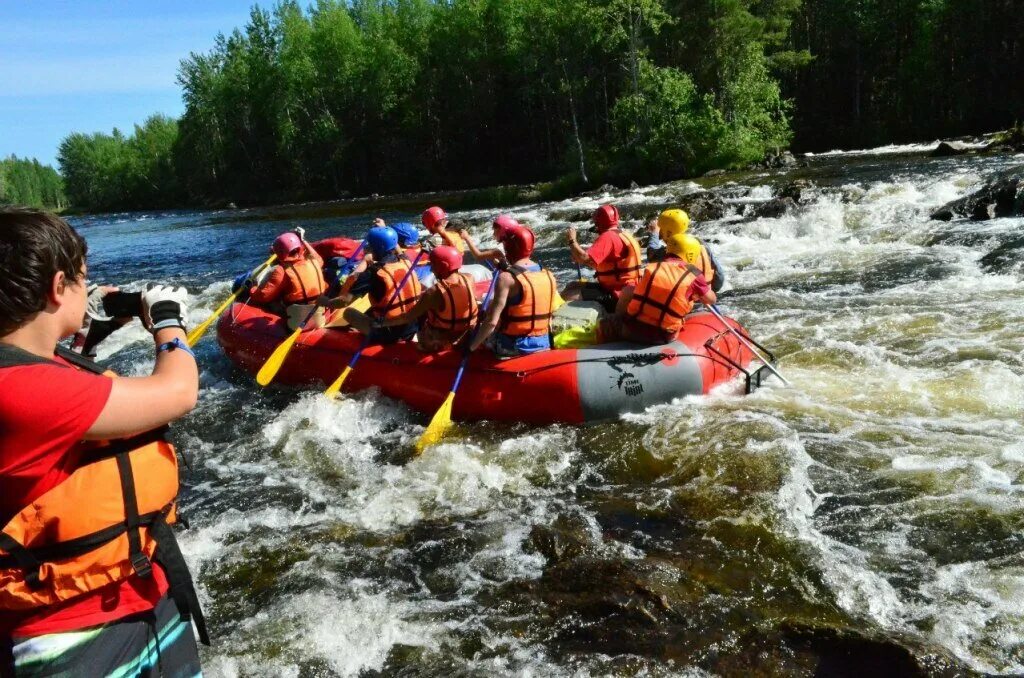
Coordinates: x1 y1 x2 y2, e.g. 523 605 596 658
0 156 65 209
51 0 1022 213
786 0 1023 150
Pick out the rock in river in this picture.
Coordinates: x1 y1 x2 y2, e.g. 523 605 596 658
930 166 1024 221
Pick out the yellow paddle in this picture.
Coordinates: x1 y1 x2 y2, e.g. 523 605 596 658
415 267 501 454
187 254 277 347
257 243 369 387
324 250 427 399
255 301 324 386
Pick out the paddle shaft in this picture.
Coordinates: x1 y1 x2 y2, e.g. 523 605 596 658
709 305 790 386
450 267 501 394
187 253 277 346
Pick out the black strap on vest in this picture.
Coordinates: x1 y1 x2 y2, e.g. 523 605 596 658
115 453 152 579
151 514 210 645
0 343 106 373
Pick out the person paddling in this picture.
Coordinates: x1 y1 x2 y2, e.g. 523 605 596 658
249 227 328 328
561 204 644 312
598 232 717 345
469 225 556 357
459 214 518 268
0 208 206 675
332 226 423 344
369 246 479 353
422 206 466 254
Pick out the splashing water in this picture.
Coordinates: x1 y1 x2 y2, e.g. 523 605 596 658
73 150 1024 675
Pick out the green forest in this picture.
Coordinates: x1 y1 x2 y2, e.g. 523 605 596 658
0 156 65 209
44 0 1024 212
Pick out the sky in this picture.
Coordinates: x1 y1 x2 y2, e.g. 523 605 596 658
0 1 259 168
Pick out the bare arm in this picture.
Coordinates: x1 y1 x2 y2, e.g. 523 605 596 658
470 272 512 351
460 230 485 259
614 284 635 316
567 228 597 268
86 325 198 439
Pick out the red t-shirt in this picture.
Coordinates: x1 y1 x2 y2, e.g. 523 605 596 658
0 358 168 638
587 229 627 266
311 237 363 261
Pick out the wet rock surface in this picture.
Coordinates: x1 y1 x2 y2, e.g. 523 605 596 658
931 165 1024 220
980 235 1024 274
514 509 975 677
930 141 972 157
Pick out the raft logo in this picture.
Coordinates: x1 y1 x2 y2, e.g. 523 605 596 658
616 371 644 397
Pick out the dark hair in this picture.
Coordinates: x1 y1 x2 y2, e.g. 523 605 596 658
0 208 88 335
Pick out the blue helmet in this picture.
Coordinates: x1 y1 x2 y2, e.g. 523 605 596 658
392 222 420 247
365 226 398 258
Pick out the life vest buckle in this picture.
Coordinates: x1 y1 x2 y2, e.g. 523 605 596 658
130 552 153 579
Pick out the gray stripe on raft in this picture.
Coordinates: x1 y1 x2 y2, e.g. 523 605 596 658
576 341 704 421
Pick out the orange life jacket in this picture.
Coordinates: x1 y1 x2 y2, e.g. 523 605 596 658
282 257 327 305
372 258 423 320
426 273 479 333
593 229 643 292
499 265 557 337
626 259 704 335
0 345 209 644
695 242 715 286
440 230 466 254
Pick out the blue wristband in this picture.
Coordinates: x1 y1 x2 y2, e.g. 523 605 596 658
157 337 196 360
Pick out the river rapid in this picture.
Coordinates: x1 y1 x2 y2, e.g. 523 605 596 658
73 147 1024 676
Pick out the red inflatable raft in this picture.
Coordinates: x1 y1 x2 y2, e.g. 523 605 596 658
217 303 767 424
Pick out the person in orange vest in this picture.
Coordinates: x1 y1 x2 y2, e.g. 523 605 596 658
655 209 725 292
598 232 717 345
470 225 557 357
370 246 479 352
0 208 205 675
421 206 467 254
459 214 518 268
562 204 644 312
249 228 327 308
337 226 423 344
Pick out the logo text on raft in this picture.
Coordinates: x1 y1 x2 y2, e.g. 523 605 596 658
616 372 644 397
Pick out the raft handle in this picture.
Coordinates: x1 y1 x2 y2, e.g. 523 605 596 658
705 342 762 394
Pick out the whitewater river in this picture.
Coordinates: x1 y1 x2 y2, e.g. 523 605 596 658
74 148 1024 676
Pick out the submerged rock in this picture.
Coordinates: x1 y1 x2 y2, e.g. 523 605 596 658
930 166 1024 221
546 207 593 223
980 235 1024 274
675 190 727 221
778 178 817 204
751 196 799 219
930 141 972 157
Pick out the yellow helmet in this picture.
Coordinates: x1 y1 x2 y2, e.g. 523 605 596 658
658 209 690 237
665 233 703 265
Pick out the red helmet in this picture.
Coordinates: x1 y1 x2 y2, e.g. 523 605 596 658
493 214 518 239
592 204 619 232
501 225 536 262
273 232 303 261
422 206 447 232
429 245 463 279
